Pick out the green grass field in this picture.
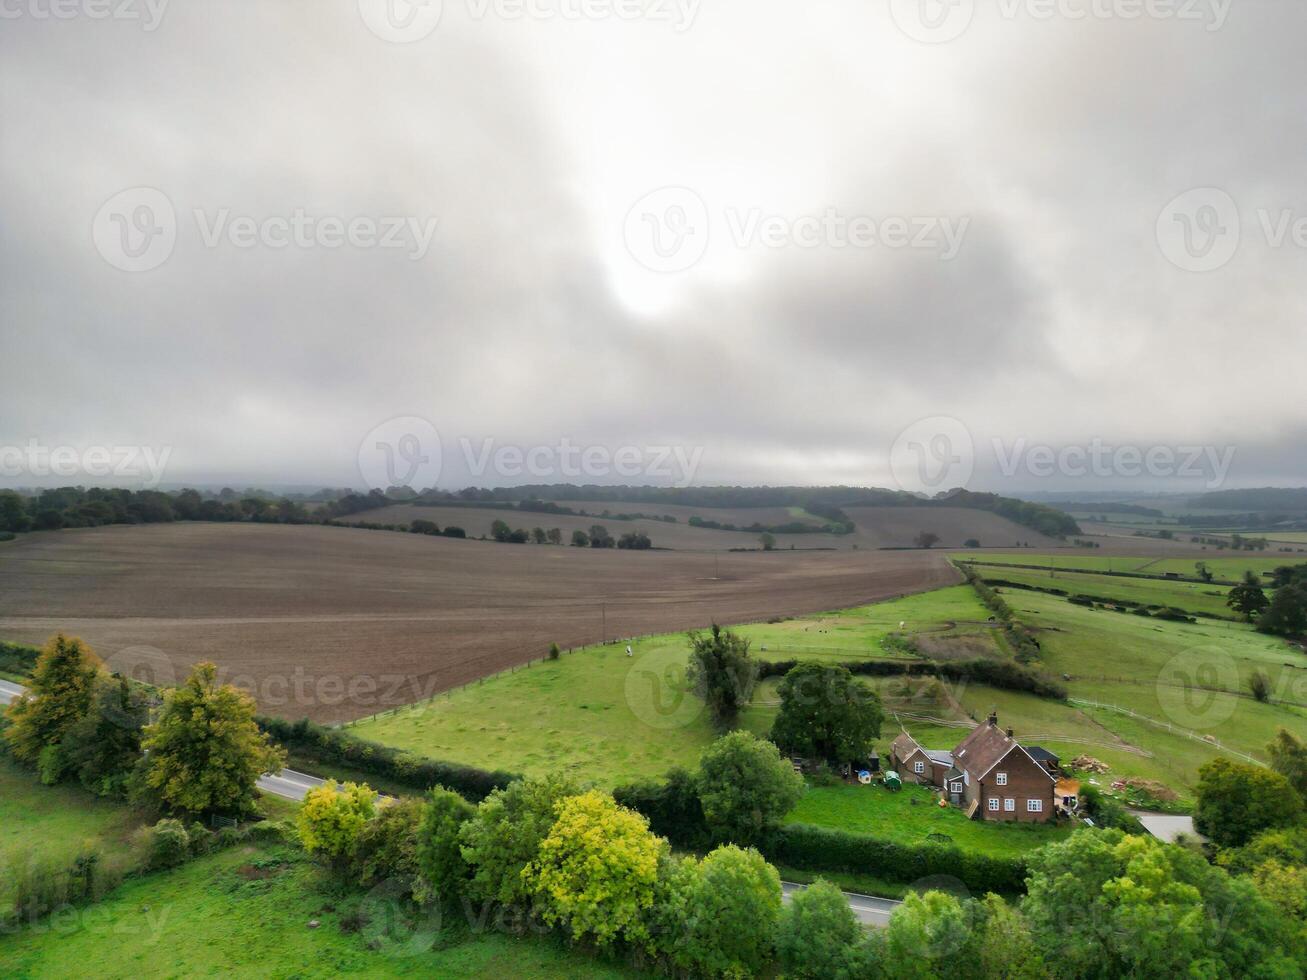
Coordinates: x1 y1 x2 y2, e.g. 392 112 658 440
952 552 1292 582
0 843 634 979
0 756 151 904
966 565 1238 619
349 587 995 788
930 584 1307 798
787 783 1070 858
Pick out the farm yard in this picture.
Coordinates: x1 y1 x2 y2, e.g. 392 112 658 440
0 522 958 724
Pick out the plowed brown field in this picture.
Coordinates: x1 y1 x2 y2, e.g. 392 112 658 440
0 523 957 723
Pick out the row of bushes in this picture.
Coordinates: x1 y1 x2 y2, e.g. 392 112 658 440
984 577 1209 622
958 566 1046 663
764 823 1028 895
756 655 1067 700
255 716 518 802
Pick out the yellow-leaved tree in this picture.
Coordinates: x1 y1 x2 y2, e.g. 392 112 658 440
3 634 101 782
297 780 378 870
524 789 665 946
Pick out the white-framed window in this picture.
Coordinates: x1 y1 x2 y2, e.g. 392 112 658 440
914 761 925 774
1028 799 1043 813
987 797 1000 811
951 782 963 794
1004 798 1015 812
996 772 1008 786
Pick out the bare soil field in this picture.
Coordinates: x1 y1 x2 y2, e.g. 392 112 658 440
0 523 958 723
335 503 820 550
840 506 1063 549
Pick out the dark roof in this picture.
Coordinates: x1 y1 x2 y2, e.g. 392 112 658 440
891 731 921 758
924 750 955 766
1026 746 1059 764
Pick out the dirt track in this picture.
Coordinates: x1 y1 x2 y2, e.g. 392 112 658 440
0 523 958 723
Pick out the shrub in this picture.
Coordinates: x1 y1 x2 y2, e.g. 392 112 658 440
765 823 1027 894
146 818 193 870
524 790 664 946
353 796 424 899
296 781 378 868
188 822 215 856
548 642 560 661
613 766 709 850
696 731 803 846
1250 670 1272 703
460 773 579 909
776 878 860 979
415 785 476 908
682 845 781 977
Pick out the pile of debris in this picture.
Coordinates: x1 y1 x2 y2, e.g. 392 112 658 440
1070 755 1111 774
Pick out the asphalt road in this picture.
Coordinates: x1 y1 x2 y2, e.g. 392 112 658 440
1 677 901 924
781 880 899 927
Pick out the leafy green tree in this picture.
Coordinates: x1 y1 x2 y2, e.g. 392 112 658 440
759 532 776 551
685 624 758 728
696 730 803 845
1268 728 1307 802
459 773 578 909
776 878 860 979
1023 828 1302 978
63 674 149 797
588 524 614 548
1258 583 1307 636
353 796 424 898
973 893 1045 980
546 527 562 545
880 891 973 979
531 527 547 544
297 780 378 869
490 519 512 542
1227 571 1270 620
3 634 101 776
641 853 701 971
770 663 883 765
570 529 589 547
525 790 664 946
682 845 781 978
914 531 941 549
1194 757 1304 849
416 786 476 908
137 662 286 817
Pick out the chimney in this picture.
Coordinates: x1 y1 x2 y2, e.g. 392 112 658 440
987 712 998 727
1006 727 1014 738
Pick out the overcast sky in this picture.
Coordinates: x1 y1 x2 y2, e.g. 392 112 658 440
2 0 1305 495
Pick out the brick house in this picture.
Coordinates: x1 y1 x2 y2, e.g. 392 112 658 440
889 713 1057 823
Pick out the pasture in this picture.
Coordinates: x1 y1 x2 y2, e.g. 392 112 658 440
954 551 1291 581
347 587 998 787
0 523 956 723
0 756 151 905
963 565 1238 619
0 841 634 979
